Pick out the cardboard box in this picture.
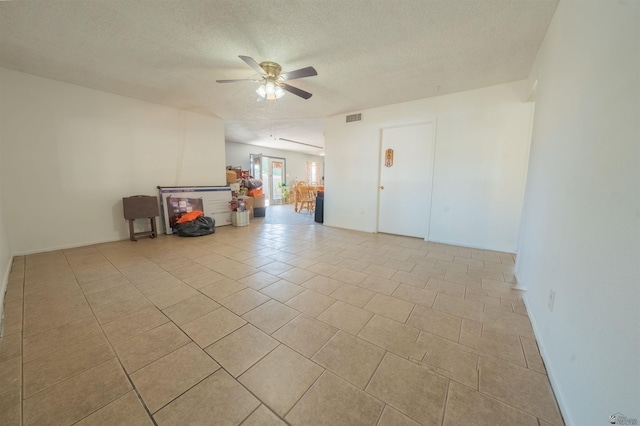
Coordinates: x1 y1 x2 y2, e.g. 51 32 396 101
253 195 266 208
226 170 238 184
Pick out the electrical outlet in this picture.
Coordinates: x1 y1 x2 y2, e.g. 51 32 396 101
548 289 556 312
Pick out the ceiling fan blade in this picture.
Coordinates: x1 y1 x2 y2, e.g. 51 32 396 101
279 66 318 81
216 78 259 83
239 55 266 75
281 83 313 99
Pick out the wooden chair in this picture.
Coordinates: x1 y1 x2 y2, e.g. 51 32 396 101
295 182 315 213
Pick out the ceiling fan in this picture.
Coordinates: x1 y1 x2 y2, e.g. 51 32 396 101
216 55 317 100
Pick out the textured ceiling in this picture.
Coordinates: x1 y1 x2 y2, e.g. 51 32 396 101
0 0 558 155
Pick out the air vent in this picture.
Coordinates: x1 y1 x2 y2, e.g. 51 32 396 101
346 113 362 123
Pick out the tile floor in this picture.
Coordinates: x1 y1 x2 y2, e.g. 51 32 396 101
0 205 564 425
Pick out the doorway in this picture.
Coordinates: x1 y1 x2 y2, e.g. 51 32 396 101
250 154 287 205
377 122 436 239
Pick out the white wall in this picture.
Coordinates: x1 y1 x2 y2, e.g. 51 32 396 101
325 81 533 253
516 1 640 424
0 137 12 322
0 67 226 254
225 141 324 185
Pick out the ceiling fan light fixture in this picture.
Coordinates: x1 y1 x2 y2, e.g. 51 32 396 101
257 78 285 100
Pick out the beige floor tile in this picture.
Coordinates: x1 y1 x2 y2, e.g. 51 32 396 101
383 258 416 272
377 405 421 426
239 271 281 290
479 356 564 425
242 299 300 334
407 306 461 342
273 315 337 357
392 284 437 307
482 306 535 338
358 275 399 295
336 258 370 272
317 301 374 335
0 356 21 392
113 322 190 373
260 280 305 302
0 333 22 362
277 267 317 285
79 274 130 295
366 352 449 425
241 404 286 425
168 263 213 280
93 293 154 325
23 294 94 336
358 315 424 359
425 278 467 298
22 315 101 363
102 305 169 343
24 280 83 305
418 331 478 389
199 278 246 301
239 344 324 417
307 261 341 277
75 390 153 425
1 299 23 336
23 357 132 426
312 331 385 389
443 270 482 287
285 289 336 317
363 263 398 280
86 284 144 311
392 270 434 288
260 261 295 276
521 336 547 374
433 293 485 321
161 293 221 326
468 267 505 281
131 342 220 413
181 269 227 289
134 275 187 295
330 268 368 285
73 265 123 284
181 307 246 348
220 287 270 315
4 276 24 300
144 282 201 310
301 275 343 296
286 371 384 425
154 369 260 425
205 324 279 377
23 334 115 397
329 284 376 308
0 388 21 426
460 324 526 367
444 381 538 426
363 293 414 323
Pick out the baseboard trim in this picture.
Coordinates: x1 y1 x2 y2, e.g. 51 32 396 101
0 254 13 334
521 291 571 426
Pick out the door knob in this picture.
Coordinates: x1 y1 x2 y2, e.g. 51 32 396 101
379 186 384 190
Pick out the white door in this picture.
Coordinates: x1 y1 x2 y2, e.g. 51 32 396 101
378 123 435 239
269 158 285 203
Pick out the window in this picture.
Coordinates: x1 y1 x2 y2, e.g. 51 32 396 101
306 161 321 183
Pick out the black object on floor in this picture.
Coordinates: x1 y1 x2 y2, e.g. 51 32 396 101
315 191 324 223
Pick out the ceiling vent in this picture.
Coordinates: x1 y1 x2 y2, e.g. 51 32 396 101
346 113 362 123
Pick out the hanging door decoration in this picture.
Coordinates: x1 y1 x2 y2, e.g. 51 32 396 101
385 148 394 167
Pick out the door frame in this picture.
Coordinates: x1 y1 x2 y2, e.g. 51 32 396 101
376 120 438 241
249 154 287 204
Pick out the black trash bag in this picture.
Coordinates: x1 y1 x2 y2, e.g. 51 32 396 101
175 216 215 237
